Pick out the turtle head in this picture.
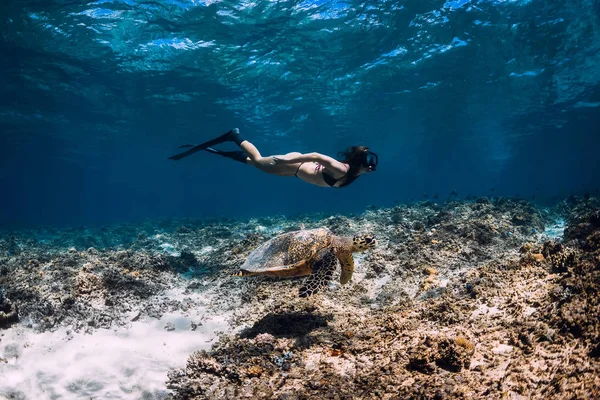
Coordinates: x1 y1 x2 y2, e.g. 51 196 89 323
351 234 377 252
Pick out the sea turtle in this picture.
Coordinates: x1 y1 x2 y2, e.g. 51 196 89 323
233 228 377 297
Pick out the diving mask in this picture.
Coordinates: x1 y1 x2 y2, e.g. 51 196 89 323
362 151 378 170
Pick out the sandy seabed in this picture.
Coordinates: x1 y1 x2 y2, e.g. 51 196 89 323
1 196 599 399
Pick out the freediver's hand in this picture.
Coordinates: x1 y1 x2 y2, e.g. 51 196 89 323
271 156 284 165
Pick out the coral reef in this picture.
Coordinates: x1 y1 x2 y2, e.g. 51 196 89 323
0 288 18 328
165 198 600 399
1 196 598 398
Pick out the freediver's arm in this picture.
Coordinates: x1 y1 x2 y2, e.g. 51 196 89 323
272 152 348 176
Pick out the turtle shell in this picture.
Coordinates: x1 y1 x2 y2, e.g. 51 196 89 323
240 228 333 272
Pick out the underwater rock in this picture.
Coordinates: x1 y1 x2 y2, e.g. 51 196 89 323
543 208 600 357
541 241 576 273
0 288 18 328
165 198 599 399
564 209 600 248
0 246 197 333
166 333 295 399
407 335 474 373
1 197 599 399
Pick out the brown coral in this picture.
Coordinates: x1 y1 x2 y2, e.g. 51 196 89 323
0 294 18 328
167 199 600 400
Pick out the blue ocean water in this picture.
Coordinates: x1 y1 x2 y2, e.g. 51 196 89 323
1 0 599 228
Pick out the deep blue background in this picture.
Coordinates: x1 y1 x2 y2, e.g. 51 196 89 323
1 0 599 228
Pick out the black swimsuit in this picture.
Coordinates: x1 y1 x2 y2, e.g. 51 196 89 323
295 162 346 187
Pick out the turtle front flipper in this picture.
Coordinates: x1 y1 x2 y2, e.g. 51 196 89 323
336 251 355 285
299 249 337 297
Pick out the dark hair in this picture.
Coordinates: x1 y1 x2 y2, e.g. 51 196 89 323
336 146 369 188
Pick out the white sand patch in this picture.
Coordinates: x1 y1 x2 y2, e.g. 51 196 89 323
197 246 215 255
0 289 232 400
543 219 565 239
523 306 537 317
492 343 514 355
158 243 180 257
471 304 502 319
372 274 391 293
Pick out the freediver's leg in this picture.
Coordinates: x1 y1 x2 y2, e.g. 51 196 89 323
168 128 242 160
204 142 271 169
204 147 249 164
237 140 263 163
226 130 274 168
171 128 300 176
205 146 302 176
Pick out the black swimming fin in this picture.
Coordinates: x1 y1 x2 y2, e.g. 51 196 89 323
204 147 248 164
168 128 242 160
